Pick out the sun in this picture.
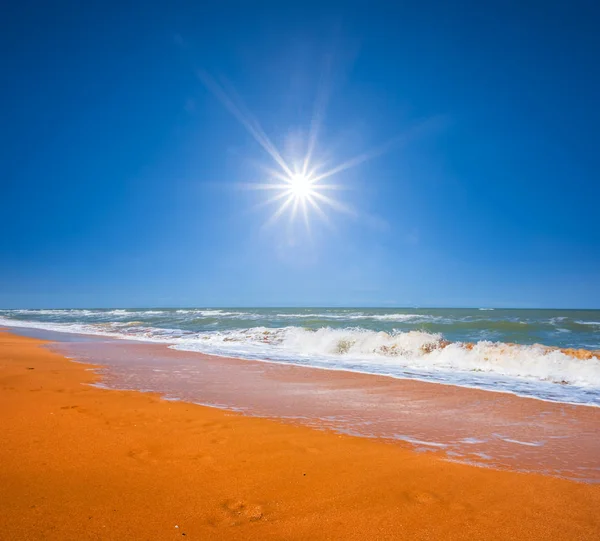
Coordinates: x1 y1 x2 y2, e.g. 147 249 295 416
287 173 314 199
198 71 395 228
253 163 348 229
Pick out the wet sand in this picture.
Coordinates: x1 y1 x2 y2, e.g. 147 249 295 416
1 331 599 540
48 334 600 481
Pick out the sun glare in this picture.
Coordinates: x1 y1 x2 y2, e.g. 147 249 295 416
199 71 399 229
254 165 345 229
288 173 313 198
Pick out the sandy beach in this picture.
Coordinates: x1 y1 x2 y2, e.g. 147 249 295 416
1 330 599 540
4 0 598 537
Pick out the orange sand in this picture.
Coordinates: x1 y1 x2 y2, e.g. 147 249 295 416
1 331 599 540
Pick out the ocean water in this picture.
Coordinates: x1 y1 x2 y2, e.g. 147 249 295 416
1 307 600 405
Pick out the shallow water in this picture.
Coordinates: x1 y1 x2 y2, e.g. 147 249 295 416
2 307 599 404
11 327 600 483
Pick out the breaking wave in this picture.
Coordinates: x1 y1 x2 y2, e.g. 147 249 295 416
275 312 433 322
1 314 599 405
170 327 600 389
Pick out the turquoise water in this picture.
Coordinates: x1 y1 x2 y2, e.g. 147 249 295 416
2 307 600 405
1 307 598 347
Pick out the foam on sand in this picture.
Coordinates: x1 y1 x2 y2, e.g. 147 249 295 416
2 315 599 405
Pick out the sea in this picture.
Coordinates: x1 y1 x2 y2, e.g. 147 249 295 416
2 307 599 406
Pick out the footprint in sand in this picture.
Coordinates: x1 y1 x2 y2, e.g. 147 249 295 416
208 499 265 527
404 490 469 511
126 447 160 465
404 490 442 505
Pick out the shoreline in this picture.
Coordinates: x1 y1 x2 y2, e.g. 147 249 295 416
4 323 600 408
7 325 600 481
1 330 600 539
166 346 600 409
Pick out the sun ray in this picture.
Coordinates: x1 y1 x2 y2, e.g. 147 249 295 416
312 183 347 191
309 139 396 184
259 166 298 185
302 55 332 176
242 182 289 191
290 197 301 223
306 195 332 226
308 117 444 184
252 189 293 210
309 191 355 215
200 68 411 229
198 71 294 178
249 167 355 228
300 196 311 232
262 194 295 228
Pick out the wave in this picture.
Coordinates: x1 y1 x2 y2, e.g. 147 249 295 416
2 316 599 398
10 309 97 316
2 308 252 320
0 309 445 323
8 309 166 318
359 313 436 322
170 327 600 388
174 309 247 317
4 309 598 335
275 312 433 322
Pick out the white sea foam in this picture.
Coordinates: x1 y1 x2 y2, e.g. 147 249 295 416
360 313 433 322
2 316 599 404
175 309 246 317
167 326 600 388
11 309 96 316
275 312 429 322
497 437 545 447
6 308 252 319
275 312 350 319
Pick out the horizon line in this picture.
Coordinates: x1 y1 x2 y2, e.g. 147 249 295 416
2 305 600 311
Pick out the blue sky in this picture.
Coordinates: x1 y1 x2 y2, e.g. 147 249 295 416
2 1 599 308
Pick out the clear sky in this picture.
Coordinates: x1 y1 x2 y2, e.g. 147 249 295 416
2 1 599 309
